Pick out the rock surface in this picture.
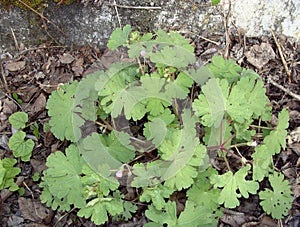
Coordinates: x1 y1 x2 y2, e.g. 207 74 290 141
0 0 299 53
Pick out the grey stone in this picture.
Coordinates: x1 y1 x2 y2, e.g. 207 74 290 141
0 0 299 54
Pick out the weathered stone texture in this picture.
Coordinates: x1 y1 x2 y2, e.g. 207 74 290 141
0 0 299 54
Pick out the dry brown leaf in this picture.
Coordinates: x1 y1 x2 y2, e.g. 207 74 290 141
6 61 26 72
30 159 47 174
2 98 17 115
18 197 53 224
28 93 46 114
245 43 275 69
59 53 75 64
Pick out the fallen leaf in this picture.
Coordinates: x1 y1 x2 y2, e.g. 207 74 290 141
19 86 39 102
59 53 75 64
30 159 47 174
245 43 275 69
28 93 46 114
18 197 53 224
6 61 26 72
2 98 17 115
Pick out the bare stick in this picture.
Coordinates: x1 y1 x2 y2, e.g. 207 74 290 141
270 29 292 82
179 30 220 46
223 0 232 59
108 3 161 10
0 60 9 92
268 77 300 101
10 27 19 51
113 0 122 27
18 0 67 38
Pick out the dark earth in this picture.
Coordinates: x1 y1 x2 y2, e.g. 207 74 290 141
0 2 300 227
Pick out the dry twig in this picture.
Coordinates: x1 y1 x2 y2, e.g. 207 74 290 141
10 28 19 51
223 0 232 59
108 3 161 10
268 77 300 101
18 0 67 39
113 0 122 28
0 60 9 93
179 30 220 46
270 29 292 82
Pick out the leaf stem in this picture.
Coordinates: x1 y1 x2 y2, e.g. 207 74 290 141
250 124 273 130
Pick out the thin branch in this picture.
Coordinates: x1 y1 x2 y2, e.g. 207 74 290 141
270 29 292 82
223 0 232 59
268 77 300 101
0 60 9 93
18 0 67 38
179 30 220 46
10 27 19 51
113 0 122 28
108 3 161 10
0 91 24 112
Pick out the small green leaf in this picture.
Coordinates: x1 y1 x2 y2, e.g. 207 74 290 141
122 202 138 221
46 81 84 142
187 167 220 211
0 158 21 191
40 144 86 211
212 0 221 6
32 172 40 182
140 184 174 210
210 165 259 208
259 172 292 219
145 201 177 226
8 131 34 162
208 55 242 82
192 78 228 127
178 201 219 226
143 118 168 147
78 197 123 225
107 25 131 50
81 132 135 176
9 112 28 129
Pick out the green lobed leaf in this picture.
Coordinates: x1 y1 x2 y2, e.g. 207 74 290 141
178 200 219 227
149 45 195 68
0 158 21 191
107 24 131 50
111 75 173 120
8 131 34 162
96 62 140 117
81 132 135 177
128 29 195 69
73 72 100 121
187 167 220 211
131 161 162 187
259 172 293 219
145 200 218 227
140 183 174 210
8 111 28 129
81 164 119 198
78 197 123 225
193 78 228 128
145 201 177 226
210 165 259 208
212 0 221 6
208 55 242 83
46 81 84 142
252 109 289 181
143 118 168 147
122 201 138 221
40 144 86 210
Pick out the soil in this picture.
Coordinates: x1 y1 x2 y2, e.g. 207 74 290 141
0 5 300 227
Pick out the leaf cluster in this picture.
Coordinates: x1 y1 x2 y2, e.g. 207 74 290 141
0 158 21 191
40 25 293 226
8 111 34 161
